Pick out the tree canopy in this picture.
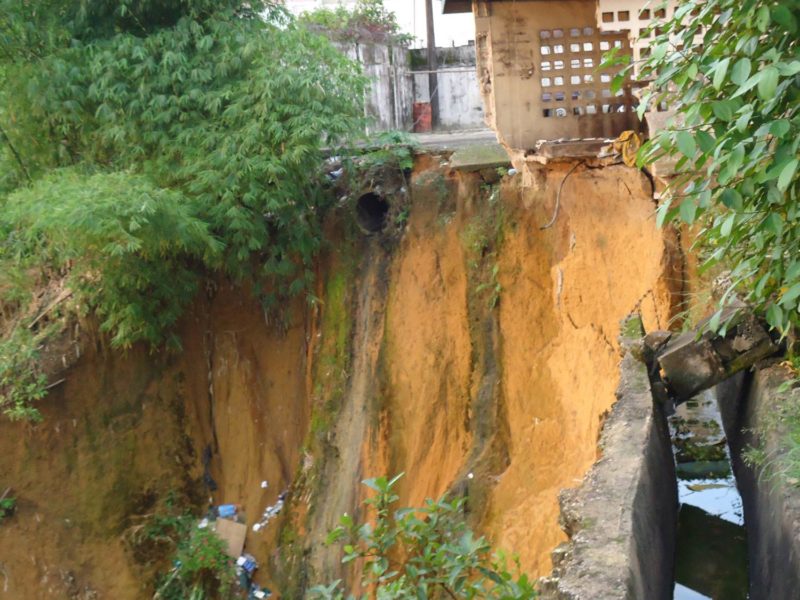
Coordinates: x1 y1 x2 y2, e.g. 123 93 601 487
297 0 412 45
631 0 800 338
0 0 367 419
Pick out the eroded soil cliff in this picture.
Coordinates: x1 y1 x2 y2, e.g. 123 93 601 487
0 154 685 598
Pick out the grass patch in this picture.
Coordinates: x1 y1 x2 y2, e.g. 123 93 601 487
743 366 800 488
461 183 506 311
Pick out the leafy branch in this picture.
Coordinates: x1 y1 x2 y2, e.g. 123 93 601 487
309 474 536 599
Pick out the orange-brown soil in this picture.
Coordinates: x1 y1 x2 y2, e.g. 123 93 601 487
0 156 685 598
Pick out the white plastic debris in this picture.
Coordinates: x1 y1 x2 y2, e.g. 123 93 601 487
467 472 474 480
252 490 288 532
197 518 209 529
260 480 269 489
508 168 518 177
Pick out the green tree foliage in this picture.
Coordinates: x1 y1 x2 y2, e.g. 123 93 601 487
298 0 413 45
0 0 367 417
2 1 365 294
309 475 537 600
3 170 220 348
630 0 800 337
0 326 48 421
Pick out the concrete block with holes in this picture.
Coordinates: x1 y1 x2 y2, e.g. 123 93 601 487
444 0 639 151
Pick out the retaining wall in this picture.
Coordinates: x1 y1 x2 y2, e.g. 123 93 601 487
717 366 800 600
540 320 678 600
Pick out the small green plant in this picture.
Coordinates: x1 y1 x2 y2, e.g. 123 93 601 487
0 496 16 523
742 377 800 488
123 493 196 566
461 193 506 311
0 326 48 422
356 130 417 174
476 263 502 310
309 474 536 599
154 527 237 600
394 208 410 227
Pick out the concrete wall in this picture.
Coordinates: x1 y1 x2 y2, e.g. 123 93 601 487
412 68 485 130
717 367 800 600
410 44 485 130
540 318 677 600
337 42 414 133
338 42 484 132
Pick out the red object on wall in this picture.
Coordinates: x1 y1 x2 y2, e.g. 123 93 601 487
413 102 432 133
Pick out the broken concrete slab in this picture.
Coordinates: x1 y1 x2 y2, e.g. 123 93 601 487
532 138 612 160
655 311 779 403
447 143 511 172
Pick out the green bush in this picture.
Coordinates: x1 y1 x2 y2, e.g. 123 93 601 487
155 527 237 600
0 327 48 421
310 474 537 600
2 170 219 349
0 1 368 419
1 0 365 324
299 0 413 45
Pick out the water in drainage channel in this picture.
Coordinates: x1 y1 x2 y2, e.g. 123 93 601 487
670 389 749 600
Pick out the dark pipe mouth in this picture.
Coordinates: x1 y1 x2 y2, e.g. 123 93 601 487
356 192 389 233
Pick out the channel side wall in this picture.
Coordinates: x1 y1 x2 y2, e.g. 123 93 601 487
717 367 800 600
540 322 678 600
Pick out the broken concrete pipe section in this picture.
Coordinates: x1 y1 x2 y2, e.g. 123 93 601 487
643 309 780 407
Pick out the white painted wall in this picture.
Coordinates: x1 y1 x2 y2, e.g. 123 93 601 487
413 68 484 130
336 42 414 133
283 2 483 132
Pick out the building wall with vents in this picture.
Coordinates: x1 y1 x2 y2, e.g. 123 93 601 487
473 0 638 150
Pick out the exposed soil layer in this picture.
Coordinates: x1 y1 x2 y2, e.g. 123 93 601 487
486 161 677 573
539 318 678 600
0 155 684 597
0 287 309 597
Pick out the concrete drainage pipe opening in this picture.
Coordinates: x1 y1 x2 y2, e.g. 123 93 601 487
356 192 389 233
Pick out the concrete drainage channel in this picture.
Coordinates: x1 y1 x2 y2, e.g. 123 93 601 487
541 315 800 599
671 390 747 599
